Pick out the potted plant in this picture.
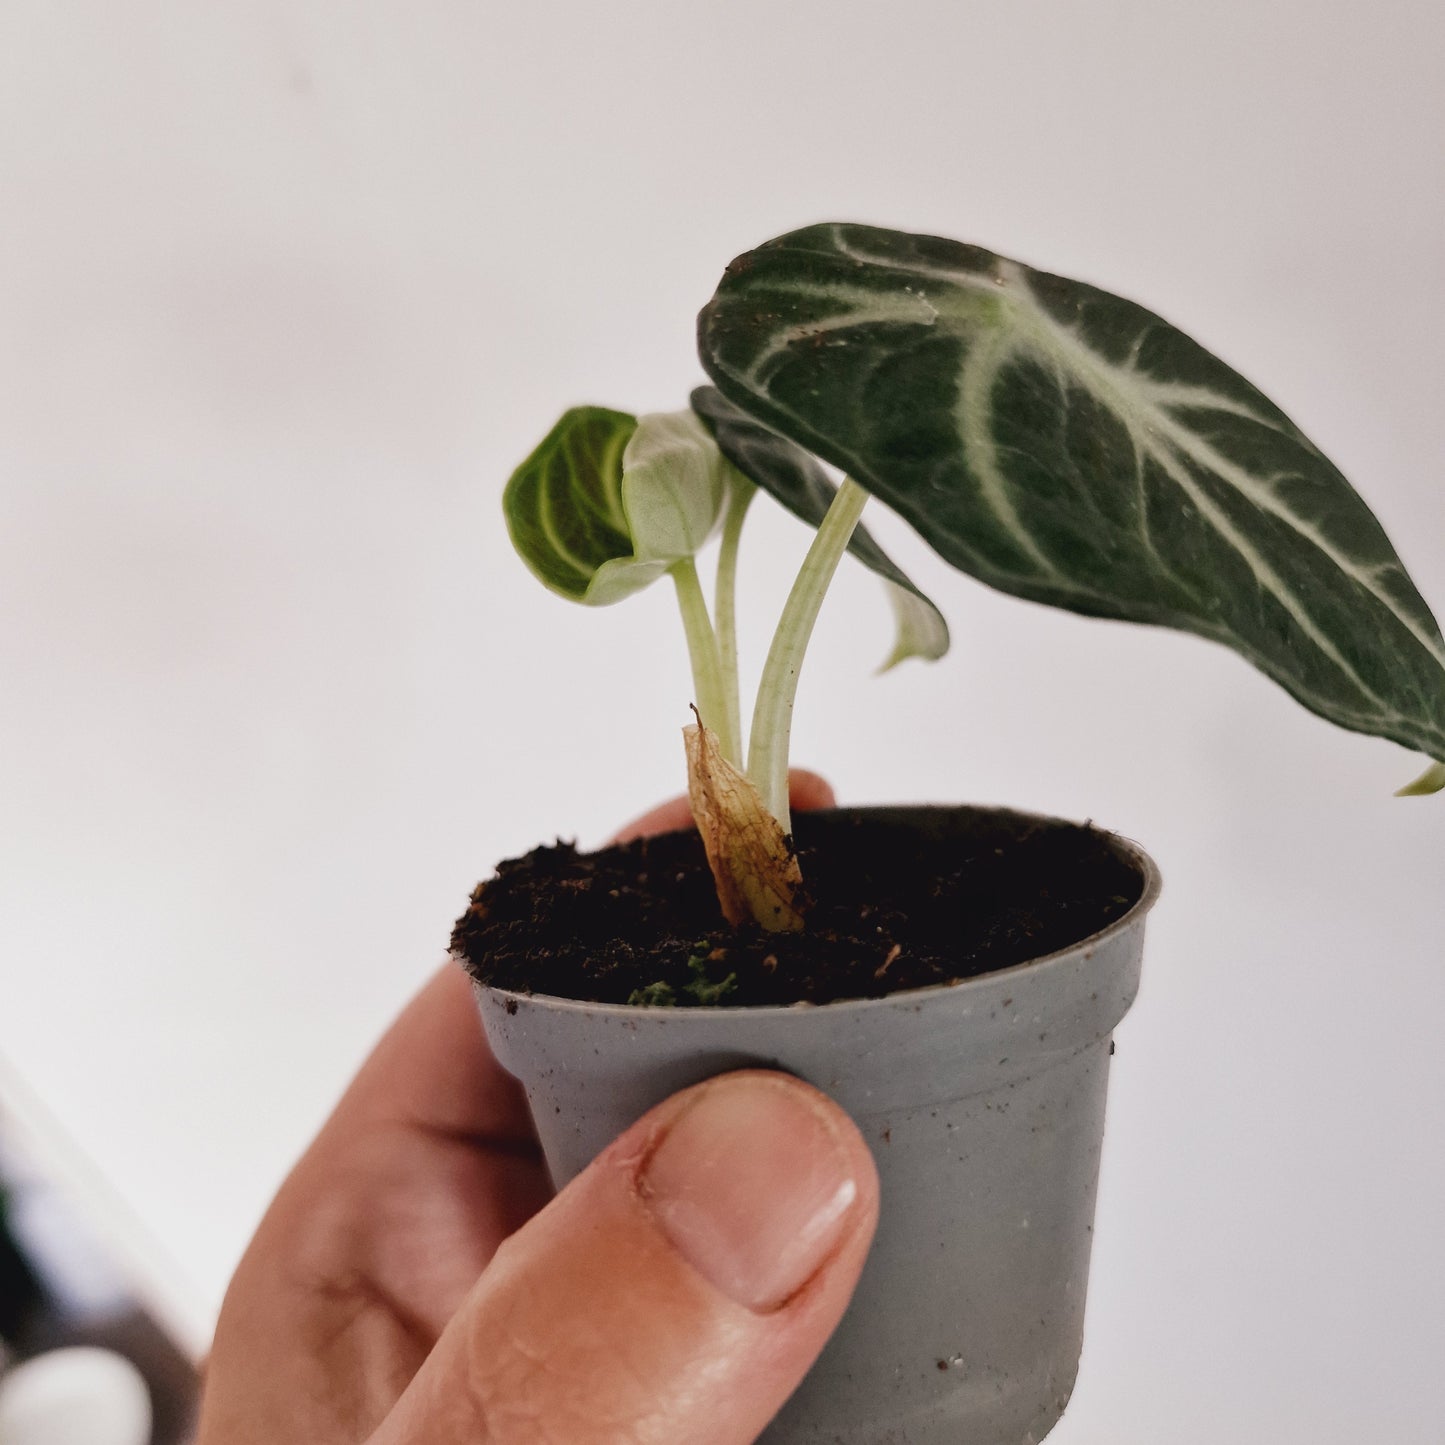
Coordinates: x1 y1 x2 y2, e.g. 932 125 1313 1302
450 223 1445 1444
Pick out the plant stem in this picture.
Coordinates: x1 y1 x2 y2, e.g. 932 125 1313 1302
714 480 756 770
670 558 739 764
748 477 870 833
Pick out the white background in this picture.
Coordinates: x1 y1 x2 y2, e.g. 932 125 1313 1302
2 2 1442 1440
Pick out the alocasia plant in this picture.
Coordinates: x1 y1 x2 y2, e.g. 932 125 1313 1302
505 223 1445 935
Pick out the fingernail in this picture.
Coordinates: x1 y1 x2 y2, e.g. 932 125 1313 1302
639 1074 860 1313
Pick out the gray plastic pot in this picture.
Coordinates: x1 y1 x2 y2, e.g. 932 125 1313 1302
470 805 1161 1444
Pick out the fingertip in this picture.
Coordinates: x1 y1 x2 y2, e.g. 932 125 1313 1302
713 1069 879 1214
635 1070 876 1315
610 795 696 844
787 770 837 813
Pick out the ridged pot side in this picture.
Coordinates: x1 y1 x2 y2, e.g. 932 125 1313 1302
469 806 1161 1445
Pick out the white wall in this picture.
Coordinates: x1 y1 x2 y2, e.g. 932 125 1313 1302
1 3 1441 1439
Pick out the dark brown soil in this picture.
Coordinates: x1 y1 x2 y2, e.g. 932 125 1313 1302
451 807 1145 1008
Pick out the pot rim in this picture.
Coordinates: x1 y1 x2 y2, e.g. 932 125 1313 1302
468 802 1162 1018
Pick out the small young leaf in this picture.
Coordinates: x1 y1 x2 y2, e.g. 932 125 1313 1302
504 406 741 607
699 223 1445 773
691 385 949 669
503 406 639 601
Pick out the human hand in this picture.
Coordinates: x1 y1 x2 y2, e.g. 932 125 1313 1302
196 771 880 1444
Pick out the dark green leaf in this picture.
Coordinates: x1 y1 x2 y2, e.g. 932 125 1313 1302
691 385 949 668
699 223 1445 766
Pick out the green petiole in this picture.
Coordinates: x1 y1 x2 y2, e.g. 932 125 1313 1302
747 477 870 833
713 479 756 771
670 557 740 767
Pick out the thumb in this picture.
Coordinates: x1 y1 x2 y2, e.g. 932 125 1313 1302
368 1070 879 1445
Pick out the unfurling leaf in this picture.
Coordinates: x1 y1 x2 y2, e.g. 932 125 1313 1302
684 717 805 932
504 406 741 606
691 385 949 670
699 223 1445 776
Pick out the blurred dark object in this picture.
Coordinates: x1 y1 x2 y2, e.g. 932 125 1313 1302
0 1120 198 1444
0 1182 45 1338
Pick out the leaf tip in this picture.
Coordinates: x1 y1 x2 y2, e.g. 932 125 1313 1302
1394 760 1445 797
876 584 951 673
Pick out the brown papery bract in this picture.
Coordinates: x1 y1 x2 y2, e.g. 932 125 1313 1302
684 720 805 933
